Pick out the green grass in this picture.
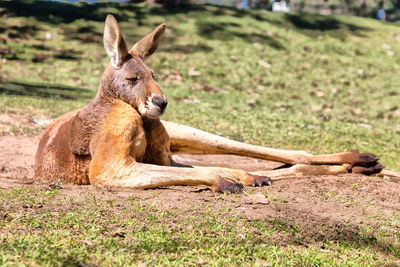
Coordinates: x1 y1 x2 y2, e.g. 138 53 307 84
1 0 400 265
0 187 398 266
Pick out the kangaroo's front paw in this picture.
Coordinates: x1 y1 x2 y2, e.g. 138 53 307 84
212 176 244 194
244 174 273 187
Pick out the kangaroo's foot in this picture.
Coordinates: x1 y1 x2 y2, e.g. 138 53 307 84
350 163 385 176
349 149 379 167
211 177 244 194
246 174 273 187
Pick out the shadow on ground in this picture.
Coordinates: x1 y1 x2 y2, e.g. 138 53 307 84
0 0 143 24
0 80 94 100
195 20 286 49
0 0 372 50
284 13 371 38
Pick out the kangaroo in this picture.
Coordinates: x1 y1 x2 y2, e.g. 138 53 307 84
34 15 392 193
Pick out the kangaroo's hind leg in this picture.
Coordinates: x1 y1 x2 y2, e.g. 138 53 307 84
161 120 380 173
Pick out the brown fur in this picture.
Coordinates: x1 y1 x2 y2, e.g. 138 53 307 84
35 15 170 186
34 110 91 185
34 15 396 193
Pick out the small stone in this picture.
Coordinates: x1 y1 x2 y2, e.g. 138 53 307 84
258 60 271 68
353 108 362 115
311 91 325 97
83 240 95 246
387 50 395 57
253 42 262 48
382 43 391 50
247 99 259 107
359 124 372 129
247 193 269 205
311 105 322 112
188 67 201 76
198 257 205 264
237 233 246 239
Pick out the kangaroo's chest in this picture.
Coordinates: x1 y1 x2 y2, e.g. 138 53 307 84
69 99 170 165
86 100 152 163
130 127 147 162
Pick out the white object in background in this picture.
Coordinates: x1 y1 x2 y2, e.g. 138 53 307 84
272 1 291 13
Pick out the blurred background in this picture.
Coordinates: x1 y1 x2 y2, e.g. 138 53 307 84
110 0 399 20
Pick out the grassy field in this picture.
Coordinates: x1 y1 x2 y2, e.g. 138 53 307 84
0 0 399 265
1 180 399 266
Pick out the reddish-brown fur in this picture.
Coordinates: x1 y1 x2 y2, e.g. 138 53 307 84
35 110 91 184
34 15 397 193
35 16 171 185
34 60 172 184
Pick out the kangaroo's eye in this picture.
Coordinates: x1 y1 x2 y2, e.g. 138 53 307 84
125 76 139 83
124 70 139 83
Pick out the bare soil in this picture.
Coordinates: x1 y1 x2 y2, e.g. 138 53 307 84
0 115 399 250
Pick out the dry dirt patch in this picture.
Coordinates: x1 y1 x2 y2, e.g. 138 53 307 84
0 131 399 249
0 112 44 136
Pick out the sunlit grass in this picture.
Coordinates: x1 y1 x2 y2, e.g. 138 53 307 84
0 187 398 266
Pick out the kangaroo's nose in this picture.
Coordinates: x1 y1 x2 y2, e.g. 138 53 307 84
152 95 168 111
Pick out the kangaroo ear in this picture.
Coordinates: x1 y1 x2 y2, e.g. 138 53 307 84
130 23 166 59
103 14 128 69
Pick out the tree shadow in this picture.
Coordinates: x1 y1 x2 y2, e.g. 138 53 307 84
145 3 286 49
147 2 208 16
6 25 40 40
0 43 81 63
0 1 373 56
148 3 367 47
286 14 341 31
195 4 372 40
0 46 19 61
159 42 213 54
0 0 139 24
0 0 149 44
0 0 373 42
0 81 94 100
196 20 286 49
63 26 103 43
284 13 372 38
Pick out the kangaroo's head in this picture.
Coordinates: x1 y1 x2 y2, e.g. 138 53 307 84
102 15 167 119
